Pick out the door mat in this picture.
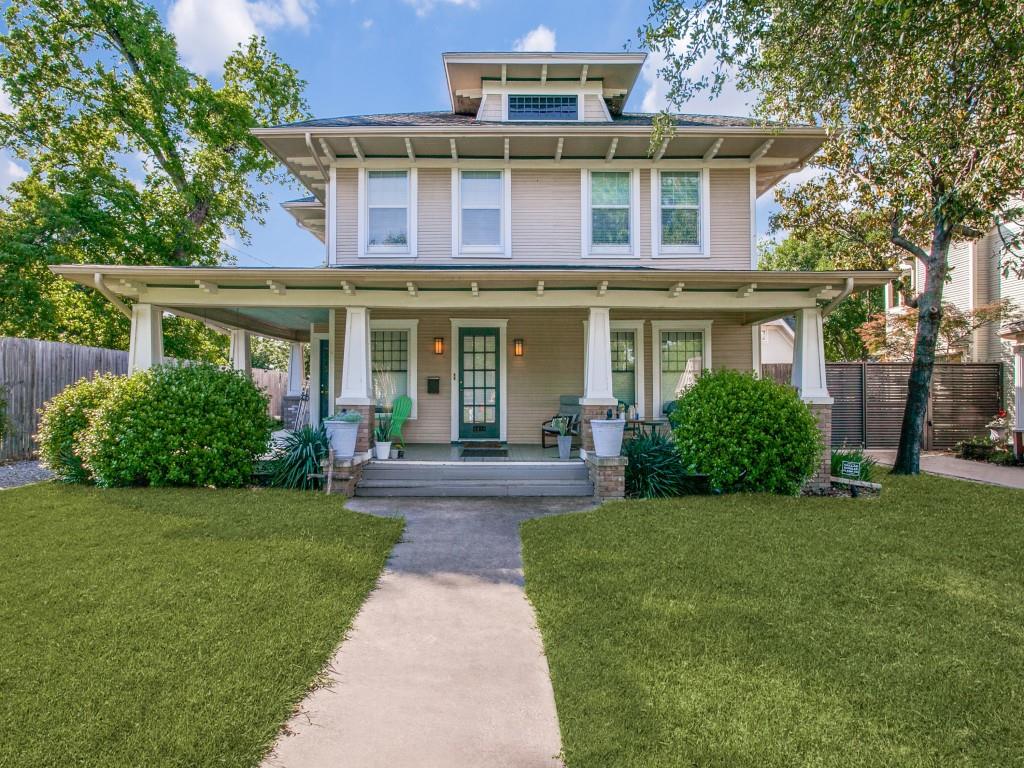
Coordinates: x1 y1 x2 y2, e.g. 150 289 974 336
460 447 509 459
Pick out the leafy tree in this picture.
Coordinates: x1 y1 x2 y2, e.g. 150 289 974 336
759 234 884 360
0 0 307 360
641 0 1024 473
250 336 290 371
859 299 1021 362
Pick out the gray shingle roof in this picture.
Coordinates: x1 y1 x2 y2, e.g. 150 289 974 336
270 111 772 130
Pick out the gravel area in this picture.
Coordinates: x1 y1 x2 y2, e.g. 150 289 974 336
0 460 53 489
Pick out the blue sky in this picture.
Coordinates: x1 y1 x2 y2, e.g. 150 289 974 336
0 0 789 267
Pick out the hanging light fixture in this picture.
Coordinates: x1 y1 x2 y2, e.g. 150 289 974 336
513 338 524 357
433 337 445 355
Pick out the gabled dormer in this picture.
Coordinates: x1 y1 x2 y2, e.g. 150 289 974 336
443 52 646 123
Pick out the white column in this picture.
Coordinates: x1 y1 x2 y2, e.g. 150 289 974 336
581 307 617 406
791 307 832 403
286 341 304 396
229 329 251 376
1013 343 1024 432
337 306 372 405
128 303 163 373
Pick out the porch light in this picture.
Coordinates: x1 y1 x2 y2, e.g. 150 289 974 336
434 336 445 355
513 338 524 357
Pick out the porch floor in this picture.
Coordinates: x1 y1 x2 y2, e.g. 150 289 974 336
388 443 580 463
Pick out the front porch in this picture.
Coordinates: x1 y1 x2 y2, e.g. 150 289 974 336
385 443 582 462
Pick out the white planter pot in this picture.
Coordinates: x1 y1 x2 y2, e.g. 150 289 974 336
325 420 359 458
557 434 573 460
591 419 625 457
374 441 392 460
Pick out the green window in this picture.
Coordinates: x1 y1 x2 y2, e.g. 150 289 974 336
591 172 631 249
371 329 408 412
610 330 637 407
659 330 704 414
660 171 701 249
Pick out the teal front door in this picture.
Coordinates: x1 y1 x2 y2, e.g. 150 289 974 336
458 327 500 440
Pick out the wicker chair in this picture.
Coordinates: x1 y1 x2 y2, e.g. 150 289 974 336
541 395 582 449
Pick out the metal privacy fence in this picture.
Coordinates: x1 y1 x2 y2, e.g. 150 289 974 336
762 362 1004 450
0 337 288 463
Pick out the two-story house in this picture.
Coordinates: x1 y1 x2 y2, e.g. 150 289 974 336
52 51 892 496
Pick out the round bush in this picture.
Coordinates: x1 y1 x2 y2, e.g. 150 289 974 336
671 369 822 494
37 374 122 483
81 364 272 488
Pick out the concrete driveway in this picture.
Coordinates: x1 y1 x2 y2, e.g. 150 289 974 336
262 496 597 768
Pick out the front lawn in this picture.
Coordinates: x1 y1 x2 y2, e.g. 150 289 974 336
0 484 402 767
522 474 1024 767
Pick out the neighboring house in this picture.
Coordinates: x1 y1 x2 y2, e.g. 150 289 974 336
52 50 891 495
760 318 795 364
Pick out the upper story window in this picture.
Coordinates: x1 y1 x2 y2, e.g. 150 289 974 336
657 170 702 255
589 171 631 254
460 170 503 252
366 170 409 252
507 94 578 121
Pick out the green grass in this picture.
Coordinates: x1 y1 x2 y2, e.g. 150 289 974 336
0 484 403 767
521 474 1024 767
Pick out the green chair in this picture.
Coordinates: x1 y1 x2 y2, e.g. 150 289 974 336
388 395 413 447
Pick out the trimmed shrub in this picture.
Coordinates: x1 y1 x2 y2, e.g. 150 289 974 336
269 425 330 490
37 375 122 483
831 448 878 481
671 369 822 494
81 364 272 488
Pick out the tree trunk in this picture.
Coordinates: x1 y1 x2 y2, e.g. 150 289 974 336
892 232 951 475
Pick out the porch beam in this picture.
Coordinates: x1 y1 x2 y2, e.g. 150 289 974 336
340 280 356 295
703 138 724 161
266 280 287 295
605 137 618 162
471 281 480 297
579 64 588 83
807 284 833 300
536 280 545 296
750 139 774 162
503 137 510 163
405 138 416 162
349 137 365 162
736 282 757 298
406 281 418 297
554 137 564 162
669 282 685 297
540 64 548 84
450 138 459 161
317 138 334 164
597 280 608 296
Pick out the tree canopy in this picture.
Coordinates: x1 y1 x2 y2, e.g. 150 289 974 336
0 0 308 358
641 0 1024 472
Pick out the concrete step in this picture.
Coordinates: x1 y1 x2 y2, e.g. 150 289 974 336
354 478 595 497
361 461 588 483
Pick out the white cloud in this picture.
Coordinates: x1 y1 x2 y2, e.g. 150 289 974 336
640 44 756 117
403 0 478 18
0 152 28 195
513 24 556 53
361 18 374 29
168 0 316 75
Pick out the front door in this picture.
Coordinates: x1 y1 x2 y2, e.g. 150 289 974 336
458 327 500 440
317 338 329 425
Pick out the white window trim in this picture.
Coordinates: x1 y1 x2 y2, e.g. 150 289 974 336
370 319 419 419
651 168 711 258
582 319 646 417
503 92 583 122
358 167 418 257
449 318 508 442
581 168 640 258
651 320 713 417
451 168 512 257
309 328 331 425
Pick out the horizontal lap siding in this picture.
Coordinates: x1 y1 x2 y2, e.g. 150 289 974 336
511 169 582 261
417 168 452 258
335 169 358 261
709 169 751 268
478 95 502 120
583 94 607 121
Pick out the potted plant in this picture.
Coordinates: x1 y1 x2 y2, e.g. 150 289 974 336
988 409 1010 442
552 416 573 460
324 410 362 458
591 408 625 457
374 414 393 460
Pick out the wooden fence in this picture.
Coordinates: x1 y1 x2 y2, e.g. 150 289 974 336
762 362 1003 449
0 337 288 463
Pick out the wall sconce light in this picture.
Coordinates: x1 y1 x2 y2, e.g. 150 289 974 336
433 337 445 355
513 338 524 357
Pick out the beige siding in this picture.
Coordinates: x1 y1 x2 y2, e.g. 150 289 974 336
331 309 753 444
945 241 973 310
335 168 358 262
333 164 754 268
583 94 608 121
477 94 502 121
417 168 452 257
511 169 582 261
708 169 752 268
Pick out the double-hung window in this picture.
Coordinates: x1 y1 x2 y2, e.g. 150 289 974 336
658 170 702 254
652 321 711 416
588 171 632 254
370 320 418 417
366 170 410 253
460 170 503 253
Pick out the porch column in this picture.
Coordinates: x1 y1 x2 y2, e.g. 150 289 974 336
1013 342 1024 459
337 306 374 458
580 307 618 453
228 329 251 376
286 341 304 396
128 303 163 373
792 307 833 491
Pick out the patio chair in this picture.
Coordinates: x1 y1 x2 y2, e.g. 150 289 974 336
389 394 413 447
541 395 582 449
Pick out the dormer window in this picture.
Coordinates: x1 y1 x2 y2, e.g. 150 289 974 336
507 95 578 121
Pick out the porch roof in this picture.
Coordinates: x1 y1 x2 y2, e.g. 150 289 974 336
51 263 895 343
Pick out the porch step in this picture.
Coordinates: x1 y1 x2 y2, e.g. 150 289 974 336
355 460 593 497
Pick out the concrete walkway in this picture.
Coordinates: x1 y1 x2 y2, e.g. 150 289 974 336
263 496 597 768
868 450 1024 489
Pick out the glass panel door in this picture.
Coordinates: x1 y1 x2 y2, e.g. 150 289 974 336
458 328 499 440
